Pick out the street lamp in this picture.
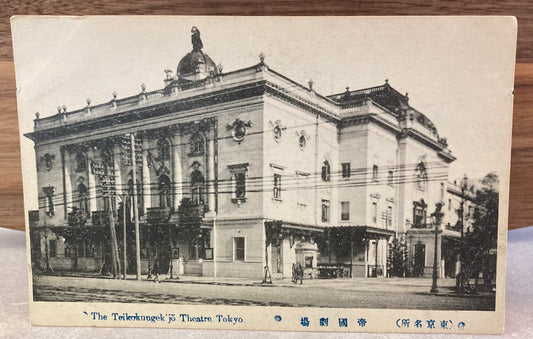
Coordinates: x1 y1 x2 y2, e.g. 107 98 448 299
430 202 444 293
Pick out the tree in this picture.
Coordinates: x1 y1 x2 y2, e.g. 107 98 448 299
462 172 499 292
173 198 203 241
387 237 408 277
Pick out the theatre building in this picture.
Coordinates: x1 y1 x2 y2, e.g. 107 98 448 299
27 28 465 280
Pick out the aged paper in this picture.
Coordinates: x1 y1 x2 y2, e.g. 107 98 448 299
11 16 516 334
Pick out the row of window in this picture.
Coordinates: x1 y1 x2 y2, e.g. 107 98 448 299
46 160 403 224
47 237 248 262
333 201 393 227
340 162 395 185
69 134 206 174
47 239 99 258
72 155 402 186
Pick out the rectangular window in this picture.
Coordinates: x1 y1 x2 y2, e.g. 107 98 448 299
273 174 281 199
341 201 350 221
305 256 313 268
388 169 394 186
448 199 452 211
43 186 55 216
440 182 445 201
341 163 351 178
49 239 57 258
234 237 245 261
235 172 246 198
229 163 249 203
321 200 330 222
413 204 427 227
372 165 379 182
296 171 309 206
372 202 378 224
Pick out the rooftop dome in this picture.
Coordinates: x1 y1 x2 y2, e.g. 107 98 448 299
177 26 218 82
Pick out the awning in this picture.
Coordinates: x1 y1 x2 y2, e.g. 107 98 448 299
328 225 395 239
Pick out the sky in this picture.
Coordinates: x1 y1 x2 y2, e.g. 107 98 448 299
11 16 516 209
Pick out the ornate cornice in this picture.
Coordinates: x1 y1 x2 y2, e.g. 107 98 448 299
264 81 340 124
341 113 401 136
398 128 452 156
340 115 372 128
25 81 266 142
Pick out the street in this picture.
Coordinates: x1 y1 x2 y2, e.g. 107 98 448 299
32 275 495 311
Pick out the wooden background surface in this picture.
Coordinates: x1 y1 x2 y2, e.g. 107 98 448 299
0 1 532 232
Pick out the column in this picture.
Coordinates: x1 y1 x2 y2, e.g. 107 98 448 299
63 150 73 218
141 138 151 214
364 239 368 278
207 126 216 213
171 131 182 210
380 238 387 277
396 139 408 234
87 147 97 215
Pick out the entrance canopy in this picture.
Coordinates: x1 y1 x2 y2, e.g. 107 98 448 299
264 220 324 247
326 225 395 241
35 225 109 243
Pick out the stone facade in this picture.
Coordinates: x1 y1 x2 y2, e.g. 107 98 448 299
27 30 470 280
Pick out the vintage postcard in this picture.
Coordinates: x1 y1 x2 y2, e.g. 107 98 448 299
11 16 516 334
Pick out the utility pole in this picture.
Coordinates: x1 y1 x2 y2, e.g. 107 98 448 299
456 174 468 294
91 161 120 279
122 195 127 279
213 211 217 278
130 133 142 281
42 222 54 274
262 222 273 284
107 194 121 279
430 202 443 293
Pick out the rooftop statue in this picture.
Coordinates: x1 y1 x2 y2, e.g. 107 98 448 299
191 26 203 51
177 26 217 80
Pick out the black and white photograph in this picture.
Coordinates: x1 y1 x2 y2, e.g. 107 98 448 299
11 16 516 333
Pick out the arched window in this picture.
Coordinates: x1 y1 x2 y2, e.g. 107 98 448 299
189 133 205 156
75 153 87 172
101 148 113 168
157 139 170 161
191 170 205 205
77 182 89 213
415 162 428 191
158 175 171 208
321 161 331 182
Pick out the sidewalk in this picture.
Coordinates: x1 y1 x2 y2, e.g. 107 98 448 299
34 270 493 298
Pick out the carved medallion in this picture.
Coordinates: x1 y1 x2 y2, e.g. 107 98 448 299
295 130 309 150
227 118 253 143
40 153 55 171
269 120 286 142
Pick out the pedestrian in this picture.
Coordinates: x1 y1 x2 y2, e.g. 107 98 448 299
292 263 303 285
292 263 296 283
153 259 160 283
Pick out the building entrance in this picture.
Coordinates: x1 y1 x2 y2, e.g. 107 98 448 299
271 244 283 274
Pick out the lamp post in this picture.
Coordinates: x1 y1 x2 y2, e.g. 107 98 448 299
430 202 444 293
